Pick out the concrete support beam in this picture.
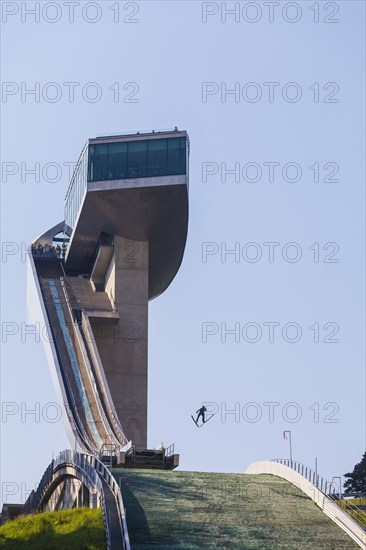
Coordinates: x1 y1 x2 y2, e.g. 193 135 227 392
91 235 148 449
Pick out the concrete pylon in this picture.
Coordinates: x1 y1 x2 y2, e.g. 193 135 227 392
91 236 148 449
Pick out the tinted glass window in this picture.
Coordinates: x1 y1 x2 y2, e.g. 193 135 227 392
180 137 186 174
88 137 186 181
127 140 147 178
109 142 127 180
94 144 108 181
88 145 95 181
167 138 180 175
147 139 167 177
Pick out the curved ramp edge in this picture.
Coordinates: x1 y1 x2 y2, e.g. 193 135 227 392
26 252 85 452
245 461 366 549
24 450 130 550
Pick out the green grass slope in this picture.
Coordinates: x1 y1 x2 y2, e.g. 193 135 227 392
0 507 106 550
112 469 359 550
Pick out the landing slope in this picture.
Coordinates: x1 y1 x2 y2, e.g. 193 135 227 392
112 469 359 549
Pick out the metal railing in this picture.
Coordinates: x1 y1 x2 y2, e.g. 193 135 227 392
60 450 130 550
125 444 175 470
92 453 131 549
23 450 130 550
54 450 103 493
64 142 88 231
164 443 175 458
23 461 54 514
273 458 339 496
125 445 136 467
273 458 366 532
100 443 118 469
340 500 366 529
100 489 112 550
162 443 175 470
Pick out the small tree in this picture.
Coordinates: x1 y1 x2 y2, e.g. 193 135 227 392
343 452 366 493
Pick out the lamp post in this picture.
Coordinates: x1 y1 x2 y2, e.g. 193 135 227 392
315 457 318 488
332 476 342 504
283 430 292 464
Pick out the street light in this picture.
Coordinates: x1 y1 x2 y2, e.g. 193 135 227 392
283 430 293 464
331 476 342 505
315 457 318 487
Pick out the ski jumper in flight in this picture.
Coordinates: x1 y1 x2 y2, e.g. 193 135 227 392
196 405 207 424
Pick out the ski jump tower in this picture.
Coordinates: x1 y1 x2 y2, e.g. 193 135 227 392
28 129 189 465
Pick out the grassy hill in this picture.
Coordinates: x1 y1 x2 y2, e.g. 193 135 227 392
0 471 360 549
0 507 106 550
112 469 360 550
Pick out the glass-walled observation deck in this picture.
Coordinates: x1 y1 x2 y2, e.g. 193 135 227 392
89 136 186 181
65 143 88 233
64 131 188 234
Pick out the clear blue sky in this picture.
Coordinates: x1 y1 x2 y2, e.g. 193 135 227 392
1 1 365 506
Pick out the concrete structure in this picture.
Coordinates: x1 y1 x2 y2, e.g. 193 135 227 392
22 450 131 550
90 235 149 449
28 129 189 456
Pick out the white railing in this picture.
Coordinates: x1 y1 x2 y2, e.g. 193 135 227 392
323 499 366 549
273 458 339 496
273 458 366 532
23 450 130 550
92 454 131 550
245 460 366 549
100 489 111 550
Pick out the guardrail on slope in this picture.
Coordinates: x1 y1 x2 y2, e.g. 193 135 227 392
273 458 366 529
23 450 130 550
273 458 339 496
245 460 366 549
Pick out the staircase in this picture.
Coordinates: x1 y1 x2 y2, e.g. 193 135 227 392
125 449 164 470
66 276 115 312
123 446 178 470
